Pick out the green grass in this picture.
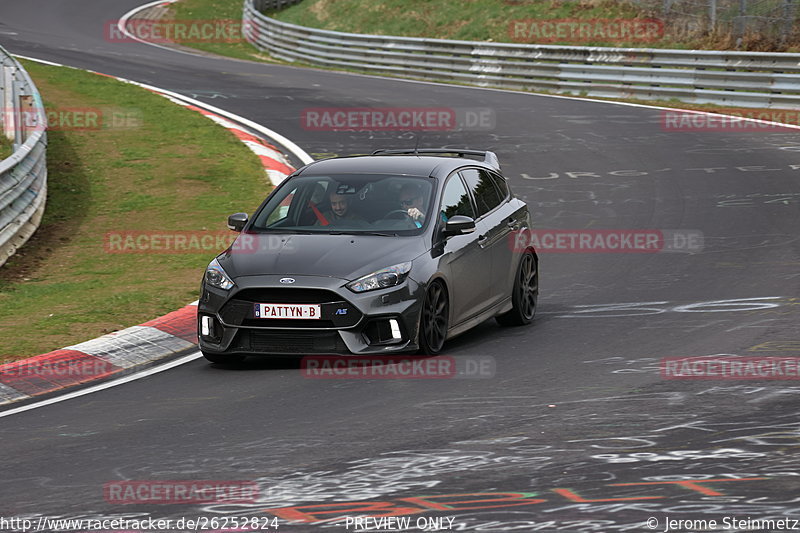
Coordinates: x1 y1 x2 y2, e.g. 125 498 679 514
172 0 671 49
170 0 274 60
0 135 11 160
269 0 797 50
0 60 269 362
271 0 659 47
168 0 799 53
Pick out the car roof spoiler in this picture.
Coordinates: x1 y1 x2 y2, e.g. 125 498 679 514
372 149 501 171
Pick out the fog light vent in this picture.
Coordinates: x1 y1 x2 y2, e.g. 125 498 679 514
199 315 222 343
364 318 404 346
201 315 213 337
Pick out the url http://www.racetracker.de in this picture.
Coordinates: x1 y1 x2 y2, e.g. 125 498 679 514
0 516 280 532
651 516 800 531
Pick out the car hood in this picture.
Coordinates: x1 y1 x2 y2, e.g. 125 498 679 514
219 233 429 281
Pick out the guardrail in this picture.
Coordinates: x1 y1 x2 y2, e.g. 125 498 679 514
0 46 47 269
243 0 800 109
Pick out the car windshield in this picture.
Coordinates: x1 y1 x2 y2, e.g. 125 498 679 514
250 174 435 235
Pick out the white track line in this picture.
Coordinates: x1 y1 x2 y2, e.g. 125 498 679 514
116 2 311 168
113 0 800 131
0 351 203 418
116 0 200 57
294 64 800 130
112 78 314 165
6 7 793 419
0 54 310 417
13 54 314 165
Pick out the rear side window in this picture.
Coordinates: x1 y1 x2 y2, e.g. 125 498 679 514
489 171 509 199
460 169 503 217
440 175 476 220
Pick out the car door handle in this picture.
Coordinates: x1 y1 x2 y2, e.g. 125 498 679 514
507 219 518 229
477 234 488 245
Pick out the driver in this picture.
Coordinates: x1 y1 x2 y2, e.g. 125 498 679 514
398 184 426 225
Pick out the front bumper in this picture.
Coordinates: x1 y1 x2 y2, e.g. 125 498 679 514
197 274 423 356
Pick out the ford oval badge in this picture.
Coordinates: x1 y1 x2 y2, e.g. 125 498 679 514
280 277 296 284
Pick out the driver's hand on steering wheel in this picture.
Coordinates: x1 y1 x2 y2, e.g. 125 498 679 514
407 207 424 222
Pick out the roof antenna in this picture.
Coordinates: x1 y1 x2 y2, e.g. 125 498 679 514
413 133 421 155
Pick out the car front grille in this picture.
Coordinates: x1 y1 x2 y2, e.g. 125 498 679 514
219 288 361 328
233 288 342 304
245 330 349 354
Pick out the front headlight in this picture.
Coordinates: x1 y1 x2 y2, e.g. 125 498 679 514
205 257 235 290
347 262 412 293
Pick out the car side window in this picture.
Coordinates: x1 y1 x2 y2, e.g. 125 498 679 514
489 171 509 200
440 174 476 220
460 168 503 218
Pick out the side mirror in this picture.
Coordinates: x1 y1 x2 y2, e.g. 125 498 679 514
441 215 476 238
227 212 249 232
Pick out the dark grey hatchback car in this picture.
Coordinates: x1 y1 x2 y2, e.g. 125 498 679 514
198 149 538 363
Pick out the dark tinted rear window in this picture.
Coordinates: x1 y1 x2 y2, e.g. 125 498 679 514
460 169 503 217
440 174 476 220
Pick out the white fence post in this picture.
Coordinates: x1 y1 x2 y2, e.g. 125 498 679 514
2 66 15 142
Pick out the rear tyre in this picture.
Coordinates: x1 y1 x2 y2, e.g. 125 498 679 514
418 281 449 355
496 251 538 327
202 352 246 365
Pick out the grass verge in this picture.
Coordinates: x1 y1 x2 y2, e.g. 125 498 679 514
268 0 798 51
0 134 11 160
0 60 268 363
169 0 273 60
170 0 800 52
271 0 658 46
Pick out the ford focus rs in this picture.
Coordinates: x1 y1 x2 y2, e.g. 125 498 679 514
198 149 538 363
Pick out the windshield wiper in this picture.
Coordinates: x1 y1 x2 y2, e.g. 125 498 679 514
260 229 318 235
327 231 396 237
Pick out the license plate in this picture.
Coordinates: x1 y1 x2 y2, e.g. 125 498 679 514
254 303 321 320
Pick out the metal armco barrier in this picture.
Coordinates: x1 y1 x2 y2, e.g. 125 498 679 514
243 0 800 109
0 46 47 269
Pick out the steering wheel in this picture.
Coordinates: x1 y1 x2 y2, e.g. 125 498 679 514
382 209 415 222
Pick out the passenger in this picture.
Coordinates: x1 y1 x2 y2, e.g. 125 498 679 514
317 189 365 225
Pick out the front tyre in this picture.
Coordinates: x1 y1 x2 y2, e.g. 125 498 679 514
496 251 538 327
418 281 449 355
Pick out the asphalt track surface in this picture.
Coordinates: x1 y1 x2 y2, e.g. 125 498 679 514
1 2 800 531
